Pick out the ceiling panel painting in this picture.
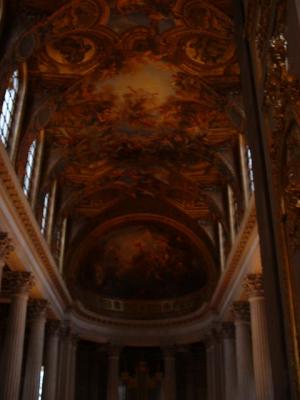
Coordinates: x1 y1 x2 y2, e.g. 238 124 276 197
15 0 242 318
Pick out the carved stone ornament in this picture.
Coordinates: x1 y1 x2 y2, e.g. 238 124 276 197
3 271 34 294
244 273 264 298
221 321 235 339
28 298 48 320
231 301 250 322
0 232 14 262
47 320 61 336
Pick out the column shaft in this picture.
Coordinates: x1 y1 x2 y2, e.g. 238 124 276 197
245 274 274 400
22 300 47 400
107 347 120 400
69 337 78 400
222 323 237 400
205 343 214 400
42 321 60 400
0 272 33 400
163 348 176 400
233 302 255 400
0 293 28 400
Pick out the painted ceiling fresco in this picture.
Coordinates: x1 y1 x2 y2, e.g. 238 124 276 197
13 0 242 316
78 223 207 300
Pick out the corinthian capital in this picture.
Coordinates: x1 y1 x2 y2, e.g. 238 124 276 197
232 301 250 322
28 298 48 320
0 232 14 262
3 271 34 294
47 320 61 336
244 273 264 298
221 322 235 339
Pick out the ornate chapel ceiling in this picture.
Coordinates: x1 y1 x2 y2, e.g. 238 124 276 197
10 0 242 319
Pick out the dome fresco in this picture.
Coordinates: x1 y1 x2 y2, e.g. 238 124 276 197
79 223 208 300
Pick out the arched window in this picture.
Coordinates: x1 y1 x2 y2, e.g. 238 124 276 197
0 69 19 147
246 145 255 193
38 366 44 400
56 217 67 272
218 221 226 271
41 192 49 234
23 139 37 198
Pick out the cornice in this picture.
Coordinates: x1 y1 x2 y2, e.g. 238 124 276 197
210 196 257 312
0 143 71 312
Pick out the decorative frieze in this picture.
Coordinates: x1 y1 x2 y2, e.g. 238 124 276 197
0 232 14 262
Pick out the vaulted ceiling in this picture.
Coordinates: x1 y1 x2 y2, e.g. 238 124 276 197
7 0 244 318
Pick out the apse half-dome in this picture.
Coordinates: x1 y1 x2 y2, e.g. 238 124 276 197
66 216 217 319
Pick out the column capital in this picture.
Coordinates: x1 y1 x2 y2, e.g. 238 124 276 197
27 298 48 320
0 232 14 262
204 328 219 348
71 333 79 347
244 273 264 298
108 345 121 358
232 301 250 322
47 320 61 336
4 271 34 294
162 345 176 358
221 322 235 339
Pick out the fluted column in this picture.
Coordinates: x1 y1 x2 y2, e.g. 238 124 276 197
107 346 120 400
42 320 60 400
55 327 67 400
0 271 34 400
232 301 255 400
22 299 48 400
59 328 76 400
69 334 78 400
214 328 225 400
221 322 237 400
163 346 177 400
204 334 215 400
244 274 274 400
0 232 13 290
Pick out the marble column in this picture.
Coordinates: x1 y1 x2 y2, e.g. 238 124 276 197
244 274 274 400
69 334 78 400
204 334 215 400
163 346 177 400
107 346 120 400
214 328 225 400
0 232 13 290
221 322 237 400
59 328 76 400
232 301 255 400
42 320 60 400
22 299 48 400
0 271 34 400
55 327 67 400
